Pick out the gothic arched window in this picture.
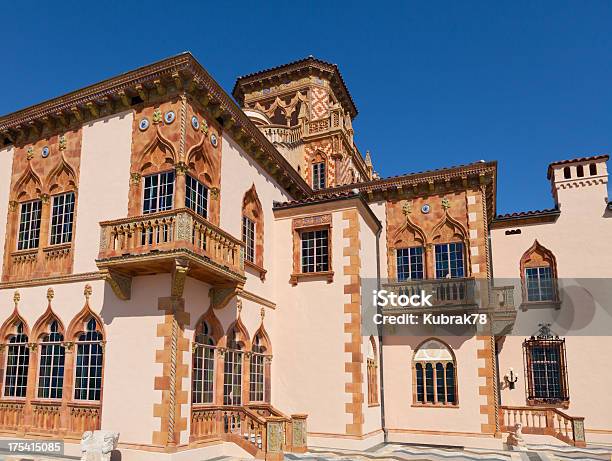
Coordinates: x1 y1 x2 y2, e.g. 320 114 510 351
520 240 559 304
37 320 65 399
4 322 29 398
249 335 266 402
223 328 243 405
74 318 103 401
413 339 457 406
192 321 216 405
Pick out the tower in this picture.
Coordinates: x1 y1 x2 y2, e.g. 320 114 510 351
233 57 373 189
547 155 609 216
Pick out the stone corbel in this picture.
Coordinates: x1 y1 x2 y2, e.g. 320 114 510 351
171 258 189 298
209 285 242 310
86 102 99 118
118 91 130 108
154 79 166 96
100 268 132 300
135 84 148 102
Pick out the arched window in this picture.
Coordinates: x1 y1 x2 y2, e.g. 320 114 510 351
192 321 216 405
74 318 103 401
589 163 597 176
520 240 559 304
367 336 379 405
241 185 264 272
563 166 571 179
249 335 266 402
4 322 29 398
37 320 65 399
576 165 584 177
413 339 457 406
312 162 326 190
223 328 243 405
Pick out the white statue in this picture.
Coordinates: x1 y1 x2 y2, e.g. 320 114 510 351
506 423 526 451
81 430 120 461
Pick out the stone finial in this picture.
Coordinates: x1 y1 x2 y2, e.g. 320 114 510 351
47 287 54 302
441 197 451 210
58 135 67 151
260 307 265 320
236 299 243 316
26 147 34 160
365 150 372 167
402 201 412 215
84 284 93 301
13 291 20 308
152 109 162 124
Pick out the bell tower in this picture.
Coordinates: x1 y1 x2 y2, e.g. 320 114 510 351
233 57 375 189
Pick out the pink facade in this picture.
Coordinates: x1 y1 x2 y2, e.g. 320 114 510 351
0 53 609 460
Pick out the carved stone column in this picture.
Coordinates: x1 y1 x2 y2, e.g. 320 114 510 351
290 414 308 453
174 162 188 209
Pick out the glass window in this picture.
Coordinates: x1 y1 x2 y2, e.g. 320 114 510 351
396 247 424 281
249 336 265 402
4 322 29 398
301 229 329 273
524 338 568 403
414 340 457 406
312 162 325 190
242 216 255 264
525 267 554 301
50 192 75 245
223 330 242 405
74 318 103 401
435 242 465 278
143 171 174 214
18 200 42 250
192 322 215 405
37 320 65 399
185 175 208 218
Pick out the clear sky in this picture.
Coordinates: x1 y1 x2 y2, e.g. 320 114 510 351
2 1 610 214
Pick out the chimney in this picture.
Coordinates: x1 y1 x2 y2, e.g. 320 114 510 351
547 155 609 213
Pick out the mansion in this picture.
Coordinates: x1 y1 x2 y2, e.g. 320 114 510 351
0 53 610 460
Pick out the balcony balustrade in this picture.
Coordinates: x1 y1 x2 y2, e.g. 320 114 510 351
97 208 245 300
381 278 516 313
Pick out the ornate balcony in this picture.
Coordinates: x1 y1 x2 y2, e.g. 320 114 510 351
381 279 517 319
96 208 245 300
381 277 479 312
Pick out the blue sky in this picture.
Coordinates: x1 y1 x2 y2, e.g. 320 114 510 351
2 1 611 214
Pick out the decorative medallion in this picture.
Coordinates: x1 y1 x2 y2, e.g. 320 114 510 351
41 146 50 158
164 111 176 124
421 204 431 214
191 116 199 130
210 133 218 147
139 118 150 131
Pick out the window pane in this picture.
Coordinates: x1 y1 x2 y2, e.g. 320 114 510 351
425 363 435 403
223 350 242 405
143 171 175 214
435 243 464 278
396 247 424 281
18 200 42 250
436 363 445 404
242 216 256 263
526 266 554 301
301 229 329 273
312 162 325 190
415 363 424 403
50 192 75 245
186 175 208 218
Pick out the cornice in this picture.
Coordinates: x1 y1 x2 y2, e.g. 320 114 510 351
0 52 312 199
233 56 358 118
